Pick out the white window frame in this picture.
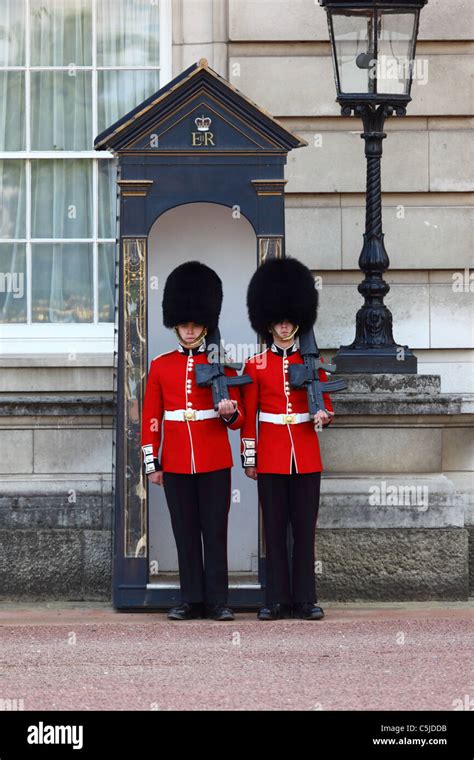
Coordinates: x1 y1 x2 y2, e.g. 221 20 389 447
0 0 172 356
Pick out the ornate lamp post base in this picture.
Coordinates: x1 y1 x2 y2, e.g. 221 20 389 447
335 346 418 374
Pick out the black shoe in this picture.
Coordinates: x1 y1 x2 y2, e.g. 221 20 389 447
167 602 204 620
206 604 234 621
257 604 292 621
292 603 325 620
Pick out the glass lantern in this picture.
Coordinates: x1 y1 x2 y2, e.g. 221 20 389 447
319 1 427 106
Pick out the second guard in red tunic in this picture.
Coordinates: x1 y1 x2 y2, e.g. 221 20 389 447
241 257 334 621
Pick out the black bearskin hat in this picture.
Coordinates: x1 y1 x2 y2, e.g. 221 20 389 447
162 261 223 331
247 257 318 338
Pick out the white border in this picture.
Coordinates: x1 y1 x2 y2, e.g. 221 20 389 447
160 0 173 87
0 323 114 354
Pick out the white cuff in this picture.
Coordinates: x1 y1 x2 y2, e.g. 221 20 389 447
241 438 256 467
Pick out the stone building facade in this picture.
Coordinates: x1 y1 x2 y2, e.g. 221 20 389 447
0 0 472 601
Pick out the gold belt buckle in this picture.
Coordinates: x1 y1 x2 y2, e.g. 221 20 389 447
184 409 197 421
283 413 296 424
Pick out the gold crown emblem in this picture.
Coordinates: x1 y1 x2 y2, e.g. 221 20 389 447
195 115 212 132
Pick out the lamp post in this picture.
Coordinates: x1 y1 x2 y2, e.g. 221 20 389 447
319 0 427 373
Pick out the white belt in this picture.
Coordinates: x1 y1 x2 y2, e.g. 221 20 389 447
164 408 219 422
259 412 311 425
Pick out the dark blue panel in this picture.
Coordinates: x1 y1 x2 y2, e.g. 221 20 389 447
125 94 285 153
98 61 305 611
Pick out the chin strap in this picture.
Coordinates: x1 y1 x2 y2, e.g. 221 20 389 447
174 326 208 349
271 323 299 342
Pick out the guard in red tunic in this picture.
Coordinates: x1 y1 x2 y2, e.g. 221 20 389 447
141 261 244 621
241 257 334 620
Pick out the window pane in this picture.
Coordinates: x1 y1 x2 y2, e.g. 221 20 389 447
332 12 372 95
31 160 92 238
31 71 92 150
0 161 26 239
98 159 117 239
32 243 93 322
97 0 160 66
377 11 417 96
98 243 116 322
0 73 25 151
30 0 92 66
97 69 160 134
0 0 26 66
0 243 27 323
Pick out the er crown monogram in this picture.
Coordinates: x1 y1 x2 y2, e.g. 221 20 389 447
191 114 215 147
195 115 212 132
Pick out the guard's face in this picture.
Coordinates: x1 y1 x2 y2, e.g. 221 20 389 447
177 322 205 343
272 320 295 340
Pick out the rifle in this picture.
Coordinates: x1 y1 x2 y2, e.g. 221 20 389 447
288 329 347 419
194 327 252 410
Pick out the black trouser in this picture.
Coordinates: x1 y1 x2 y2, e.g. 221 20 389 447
163 468 231 605
258 463 321 606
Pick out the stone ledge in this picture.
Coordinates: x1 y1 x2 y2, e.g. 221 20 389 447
333 394 474 416
0 395 115 416
0 499 112 530
0 355 115 367
319 474 462 529
0 382 472 418
0 483 113 530
0 477 113 530
0 475 113 496
337 374 441 394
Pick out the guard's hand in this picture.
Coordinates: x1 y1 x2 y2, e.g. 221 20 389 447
245 467 258 480
148 470 163 486
218 398 237 418
313 410 330 430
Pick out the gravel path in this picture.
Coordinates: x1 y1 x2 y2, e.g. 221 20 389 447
0 603 472 711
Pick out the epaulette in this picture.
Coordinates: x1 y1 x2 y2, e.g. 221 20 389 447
246 347 269 362
151 348 176 361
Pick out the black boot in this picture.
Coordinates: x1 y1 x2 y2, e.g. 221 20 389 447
292 603 325 620
167 602 205 620
206 604 234 621
257 603 292 621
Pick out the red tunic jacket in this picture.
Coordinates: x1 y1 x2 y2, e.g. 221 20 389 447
141 343 244 474
240 343 334 475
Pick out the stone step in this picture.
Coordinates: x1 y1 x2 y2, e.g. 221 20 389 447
336 373 441 395
319 473 462 528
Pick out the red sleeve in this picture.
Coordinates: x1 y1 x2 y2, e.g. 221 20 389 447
141 359 164 473
240 359 259 467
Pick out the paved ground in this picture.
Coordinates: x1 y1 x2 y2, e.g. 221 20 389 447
0 601 472 711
